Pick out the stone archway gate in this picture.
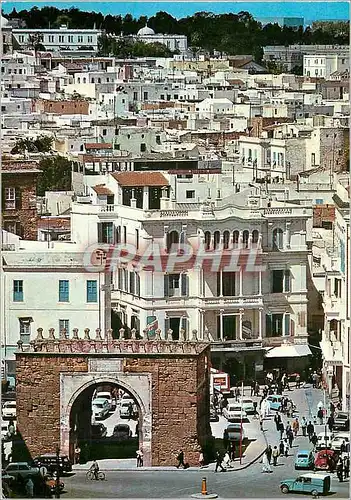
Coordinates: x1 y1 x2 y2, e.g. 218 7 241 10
15 328 212 466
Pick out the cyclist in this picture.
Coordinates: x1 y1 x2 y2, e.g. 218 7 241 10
90 459 99 480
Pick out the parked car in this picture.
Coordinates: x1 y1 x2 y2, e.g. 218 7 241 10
119 399 135 418
32 454 72 475
294 450 315 470
94 391 116 411
314 449 339 470
226 423 245 442
223 403 248 422
210 406 219 422
2 462 39 481
45 475 65 494
241 398 255 414
316 432 333 450
92 398 110 419
280 473 330 496
266 395 283 411
333 412 349 431
112 424 132 441
91 423 107 439
330 432 350 452
2 401 16 420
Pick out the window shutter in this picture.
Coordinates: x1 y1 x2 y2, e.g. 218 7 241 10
265 314 272 336
15 188 21 210
181 273 188 296
284 313 291 336
284 270 291 292
180 231 185 244
164 275 169 297
181 317 187 332
217 272 221 296
136 273 140 296
165 317 170 334
97 223 102 243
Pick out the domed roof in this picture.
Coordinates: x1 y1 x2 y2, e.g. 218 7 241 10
137 25 155 36
1 16 10 27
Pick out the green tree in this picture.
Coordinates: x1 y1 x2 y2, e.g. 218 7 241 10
11 136 53 155
37 156 72 195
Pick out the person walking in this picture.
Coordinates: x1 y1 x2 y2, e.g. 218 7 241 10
312 371 318 388
301 417 307 437
223 428 229 450
254 382 260 397
74 445 81 465
336 459 344 482
343 455 350 478
274 412 281 431
136 449 143 467
176 450 185 469
25 477 34 498
272 446 279 466
311 432 318 451
317 408 324 425
327 414 334 433
250 380 255 397
285 422 292 437
307 421 314 441
279 440 285 456
278 421 284 440
199 450 205 468
295 373 301 389
266 445 272 465
214 451 225 472
288 429 294 448
284 439 289 457
229 442 236 461
262 451 273 473
340 440 347 454
292 418 299 437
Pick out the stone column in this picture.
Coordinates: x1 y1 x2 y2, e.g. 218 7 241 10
131 328 137 340
258 308 263 339
239 230 243 250
239 268 243 296
36 328 44 341
248 233 253 250
285 222 291 249
48 328 55 340
72 328 79 340
84 328 90 340
155 329 161 341
106 328 113 341
167 329 173 341
219 309 224 341
239 309 244 340
119 328 125 340
191 329 198 341
258 270 262 295
95 328 102 340
219 270 223 297
143 187 149 210
180 328 186 342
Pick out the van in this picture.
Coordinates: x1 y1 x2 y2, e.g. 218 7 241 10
226 423 246 442
280 473 331 496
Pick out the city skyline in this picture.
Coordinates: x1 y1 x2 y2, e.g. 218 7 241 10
2 1 349 23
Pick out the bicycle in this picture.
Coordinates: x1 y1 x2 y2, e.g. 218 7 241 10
86 470 106 480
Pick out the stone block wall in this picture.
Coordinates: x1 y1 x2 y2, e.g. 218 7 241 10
15 339 211 466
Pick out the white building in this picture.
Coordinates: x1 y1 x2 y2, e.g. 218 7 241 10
303 54 349 79
12 25 102 54
69 170 313 380
135 25 187 53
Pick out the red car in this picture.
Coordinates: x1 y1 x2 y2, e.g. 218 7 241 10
314 449 339 471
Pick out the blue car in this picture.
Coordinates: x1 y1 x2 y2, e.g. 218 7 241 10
294 450 315 470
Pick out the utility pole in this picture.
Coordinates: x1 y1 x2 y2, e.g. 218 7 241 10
239 380 244 464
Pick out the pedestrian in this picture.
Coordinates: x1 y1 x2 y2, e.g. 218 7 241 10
223 428 229 450
128 401 133 419
301 417 307 437
292 418 299 437
343 455 350 478
336 459 344 482
25 477 34 498
340 440 346 454
74 445 81 465
229 442 236 461
136 449 143 467
307 421 314 441
274 412 281 431
250 380 255 397
285 422 291 436
234 386 240 402
254 382 260 397
266 445 272 464
261 452 273 473
253 401 258 418
295 373 301 389
284 439 289 457
272 446 279 466
317 408 324 425
330 401 335 416
176 450 185 469
286 400 293 417
312 371 318 388
288 429 294 448
327 414 334 433
199 450 205 468
311 432 318 451
220 397 227 415
259 415 263 431
279 440 285 456
214 451 225 472
223 451 231 468
278 421 284 440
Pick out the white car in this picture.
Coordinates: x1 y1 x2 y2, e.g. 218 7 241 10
223 403 248 422
316 432 333 450
331 432 350 452
92 398 110 419
2 401 16 419
119 399 135 418
241 398 255 414
95 392 115 411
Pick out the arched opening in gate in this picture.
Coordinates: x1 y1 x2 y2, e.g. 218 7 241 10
69 382 141 464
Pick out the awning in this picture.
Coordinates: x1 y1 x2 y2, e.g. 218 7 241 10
265 344 312 358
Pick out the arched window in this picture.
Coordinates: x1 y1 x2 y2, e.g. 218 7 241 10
214 231 220 250
83 77 86 84
166 230 179 253
252 230 259 247
223 231 230 250
77 77 81 84
243 230 249 249
204 231 211 251
272 228 283 250
233 230 239 249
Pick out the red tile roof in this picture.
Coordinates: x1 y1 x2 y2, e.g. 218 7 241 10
2 160 40 173
111 172 169 187
92 184 114 195
38 217 70 230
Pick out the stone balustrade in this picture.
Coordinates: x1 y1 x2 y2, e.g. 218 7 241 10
17 327 209 355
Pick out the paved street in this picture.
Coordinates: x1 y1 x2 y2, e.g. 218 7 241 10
64 385 350 498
